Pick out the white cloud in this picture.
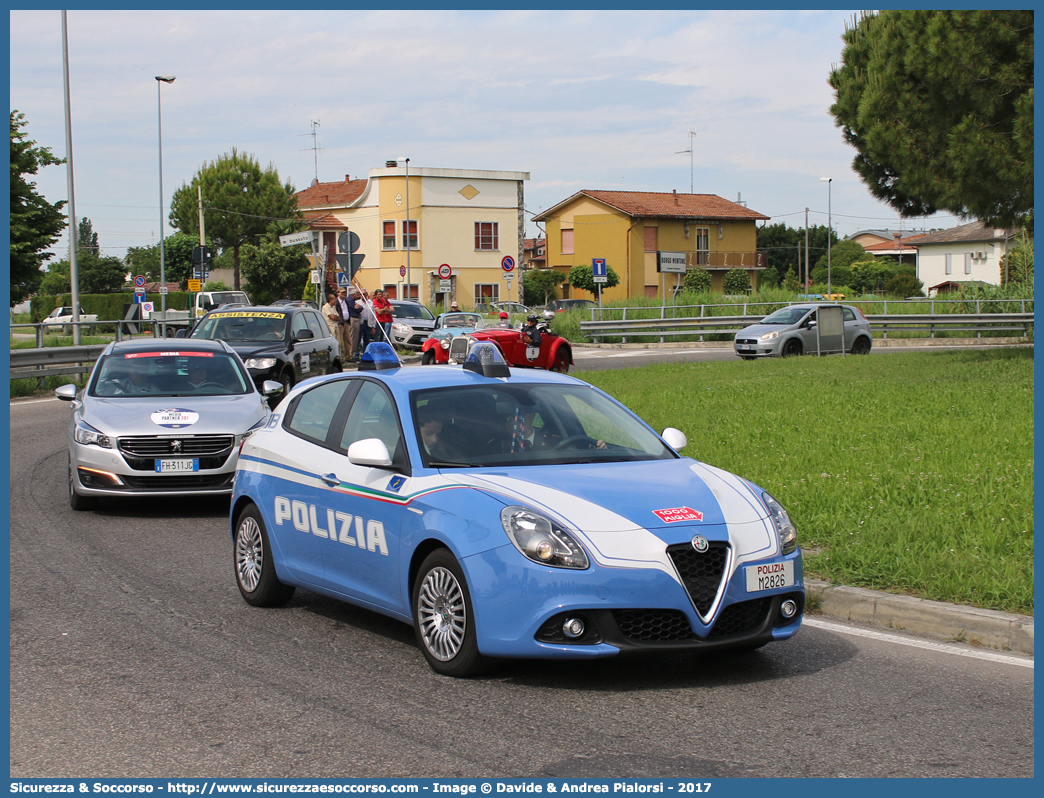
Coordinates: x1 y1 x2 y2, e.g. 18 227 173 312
11 9 957 260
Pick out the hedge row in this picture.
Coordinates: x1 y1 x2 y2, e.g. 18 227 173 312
30 292 193 322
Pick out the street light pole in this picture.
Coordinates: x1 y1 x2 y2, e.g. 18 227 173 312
820 177 832 295
156 75 175 324
396 156 411 300
61 11 81 345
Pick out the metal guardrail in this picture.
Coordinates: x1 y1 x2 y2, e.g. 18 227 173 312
9 314 193 385
579 312 1034 343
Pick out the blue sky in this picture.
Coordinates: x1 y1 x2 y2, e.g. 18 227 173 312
10 9 961 261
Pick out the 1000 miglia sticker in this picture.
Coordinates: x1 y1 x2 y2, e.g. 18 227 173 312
151 408 199 429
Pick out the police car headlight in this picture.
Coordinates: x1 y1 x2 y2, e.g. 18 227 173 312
74 423 112 449
759 331 780 341
501 505 589 569
244 357 278 369
763 491 798 555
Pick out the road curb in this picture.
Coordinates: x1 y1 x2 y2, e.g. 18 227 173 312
806 579 1034 656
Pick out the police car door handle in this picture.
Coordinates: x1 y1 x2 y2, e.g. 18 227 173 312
321 473 341 486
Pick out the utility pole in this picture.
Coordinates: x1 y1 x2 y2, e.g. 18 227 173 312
804 207 809 291
674 129 696 193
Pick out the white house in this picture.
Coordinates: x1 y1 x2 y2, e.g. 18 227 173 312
914 220 1017 294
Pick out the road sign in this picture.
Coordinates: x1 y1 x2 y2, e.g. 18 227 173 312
438 264 452 279
439 279 452 292
399 265 407 277
593 257 608 283
337 272 350 287
310 270 321 284
193 268 209 281
279 231 312 248
133 292 146 304
141 302 154 317
193 245 214 264
657 251 687 274
134 287 146 295
338 231 361 253
503 272 514 281
501 256 515 272
159 286 169 295
188 279 202 292
133 275 146 288
335 253 366 278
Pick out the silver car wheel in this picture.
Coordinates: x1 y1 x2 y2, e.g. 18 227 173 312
235 515 264 593
417 566 467 662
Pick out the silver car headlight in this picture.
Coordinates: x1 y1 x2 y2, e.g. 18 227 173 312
392 322 411 334
759 331 780 341
500 505 589 569
763 491 797 555
244 357 278 369
74 422 112 449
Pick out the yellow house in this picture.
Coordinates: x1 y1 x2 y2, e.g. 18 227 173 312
532 190 770 301
296 166 529 309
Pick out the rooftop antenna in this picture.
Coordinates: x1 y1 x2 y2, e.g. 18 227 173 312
674 128 696 193
299 120 322 183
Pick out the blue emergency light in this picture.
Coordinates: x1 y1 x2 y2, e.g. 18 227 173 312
358 341 401 371
462 341 510 378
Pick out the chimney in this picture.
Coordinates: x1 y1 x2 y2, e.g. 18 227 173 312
345 174 351 182
385 160 397 168
673 189 678 205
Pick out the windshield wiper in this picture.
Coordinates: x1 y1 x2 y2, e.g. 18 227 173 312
428 459 481 468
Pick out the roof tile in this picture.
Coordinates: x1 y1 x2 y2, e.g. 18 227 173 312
581 190 769 221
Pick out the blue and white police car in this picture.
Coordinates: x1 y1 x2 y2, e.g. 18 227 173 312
232 342 804 676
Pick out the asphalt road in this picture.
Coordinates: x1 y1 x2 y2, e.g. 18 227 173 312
9 397 1034 778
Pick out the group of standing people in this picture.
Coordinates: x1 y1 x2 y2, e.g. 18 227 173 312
321 286 394 363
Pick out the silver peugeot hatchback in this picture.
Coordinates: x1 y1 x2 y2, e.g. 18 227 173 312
734 304 873 359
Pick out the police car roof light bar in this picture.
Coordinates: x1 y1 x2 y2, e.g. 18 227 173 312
359 341 401 371
462 341 511 378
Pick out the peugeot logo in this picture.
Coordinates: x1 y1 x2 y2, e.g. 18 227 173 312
170 440 182 453
691 535 709 553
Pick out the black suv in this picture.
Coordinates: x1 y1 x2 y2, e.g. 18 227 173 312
186 305 342 400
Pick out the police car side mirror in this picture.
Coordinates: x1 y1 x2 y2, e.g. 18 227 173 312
661 427 687 451
347 438 394 468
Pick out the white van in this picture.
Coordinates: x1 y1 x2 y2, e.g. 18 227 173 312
194 290 250 318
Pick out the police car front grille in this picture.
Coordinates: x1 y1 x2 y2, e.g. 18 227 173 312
120 473 235 491
612 609 696 642
118 435 235 457
666 542 729 615
708 598 771 638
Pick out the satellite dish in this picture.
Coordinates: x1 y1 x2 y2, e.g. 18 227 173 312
310 178 319 187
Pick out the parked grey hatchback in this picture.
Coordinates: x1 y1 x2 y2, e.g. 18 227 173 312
734 304 873 359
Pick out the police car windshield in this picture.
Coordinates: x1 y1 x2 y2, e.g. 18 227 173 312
411 383 677 468
191 311 288 342
91 351 252 397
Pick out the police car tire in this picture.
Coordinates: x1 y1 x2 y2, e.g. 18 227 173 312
412 549 487 677
234 504 295 607
68 456 98 511
421 350 435 366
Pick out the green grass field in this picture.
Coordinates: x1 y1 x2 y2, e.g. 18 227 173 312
578 348 1034 615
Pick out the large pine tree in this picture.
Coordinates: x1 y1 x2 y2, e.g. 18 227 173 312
829 10 1033 228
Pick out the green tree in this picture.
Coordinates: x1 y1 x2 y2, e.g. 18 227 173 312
10 110 66 305
203 280 232 292
1000 233 1034 285
812 239 866 278
884 273 925 298
682 267 712 292
168 148 301 290
722 269 751 295
567 263 620 296
757 223 838 286
77 217 99 256
829 10 1033 227
39 253 127 295
126 232 211 288
522 268 563 306
240 240 311 305
783 269 801 293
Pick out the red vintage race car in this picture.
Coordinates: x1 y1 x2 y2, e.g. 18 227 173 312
422 324 573 372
